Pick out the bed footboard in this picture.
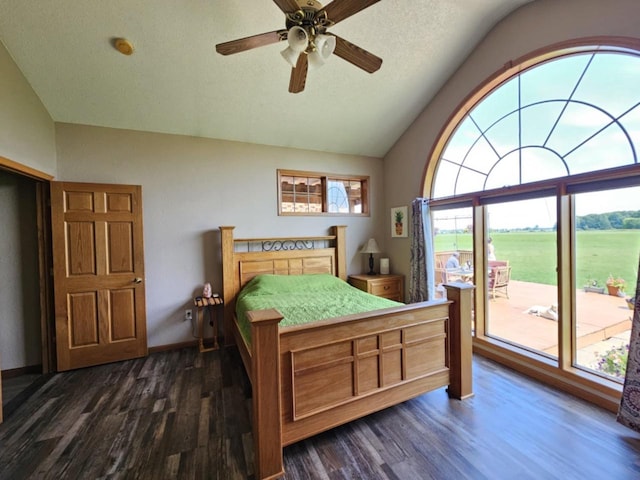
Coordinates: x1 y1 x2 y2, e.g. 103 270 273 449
249 283 473 480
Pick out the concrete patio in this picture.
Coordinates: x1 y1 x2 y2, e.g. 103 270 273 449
486 280 633 361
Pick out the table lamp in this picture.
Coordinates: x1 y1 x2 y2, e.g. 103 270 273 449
360 238 381 275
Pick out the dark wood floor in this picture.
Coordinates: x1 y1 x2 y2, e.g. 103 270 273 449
1 347 639 480
2 373 50 415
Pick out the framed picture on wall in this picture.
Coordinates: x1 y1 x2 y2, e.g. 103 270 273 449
391 206 408 238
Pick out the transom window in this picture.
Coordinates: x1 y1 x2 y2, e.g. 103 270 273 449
433 47 640 198
278 169 369 216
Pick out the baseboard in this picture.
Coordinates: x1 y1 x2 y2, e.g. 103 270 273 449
148 336 226 354
1 364 43 379
2 343 223 375
148 340 198 354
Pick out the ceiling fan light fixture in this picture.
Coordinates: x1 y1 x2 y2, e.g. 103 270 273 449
287 26 309 52
308 49 325 69
281 46 301 67
281 26 310 67
314 34 336 60
216 0 382 93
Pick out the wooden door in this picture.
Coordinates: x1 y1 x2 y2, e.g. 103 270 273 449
51 182 147 371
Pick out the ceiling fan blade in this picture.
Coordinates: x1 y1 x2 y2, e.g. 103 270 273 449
289 54 308 93
332 35 382 73
216 30 285 56
273 0 302 14
321 0 380 25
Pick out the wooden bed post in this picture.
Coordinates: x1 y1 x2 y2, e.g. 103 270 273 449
444 283 474 399
220 226 236 346
332 225 347 280
247 308 284 480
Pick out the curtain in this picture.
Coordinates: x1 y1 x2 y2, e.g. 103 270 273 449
409 198 435 302
617 253 640 432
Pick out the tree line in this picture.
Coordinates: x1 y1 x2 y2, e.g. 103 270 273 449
576 210 640 230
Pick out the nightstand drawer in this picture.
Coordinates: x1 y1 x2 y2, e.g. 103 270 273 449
348 274 404 302
370 279 401 297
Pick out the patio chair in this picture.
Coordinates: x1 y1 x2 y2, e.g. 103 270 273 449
489 265 511 299
435 250 473 284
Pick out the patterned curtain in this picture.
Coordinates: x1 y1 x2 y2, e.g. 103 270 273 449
409 198 435 302
618 253 640 431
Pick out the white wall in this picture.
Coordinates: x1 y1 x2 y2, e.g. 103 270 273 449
55 123 386 347
0 39 55 371
383 0 640 283
0 40 56 175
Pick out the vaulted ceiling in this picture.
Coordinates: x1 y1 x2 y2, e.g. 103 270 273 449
0 0 532 157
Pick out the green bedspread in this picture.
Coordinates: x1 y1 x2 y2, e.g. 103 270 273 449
235 273 403 344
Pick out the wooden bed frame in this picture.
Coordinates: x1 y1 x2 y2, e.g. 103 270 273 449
220 226 473 480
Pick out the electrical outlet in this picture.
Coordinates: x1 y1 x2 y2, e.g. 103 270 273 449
185 309 193 321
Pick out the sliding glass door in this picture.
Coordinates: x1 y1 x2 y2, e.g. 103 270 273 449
485 197 558 358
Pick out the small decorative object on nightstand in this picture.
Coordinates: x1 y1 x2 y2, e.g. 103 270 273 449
360 238 381 275
348 273 404 302
379 258 390 275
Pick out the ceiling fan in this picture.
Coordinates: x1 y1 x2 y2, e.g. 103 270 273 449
215 0 382 94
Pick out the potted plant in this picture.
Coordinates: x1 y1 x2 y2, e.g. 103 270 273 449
606 275 626 297
627 296 636 310
394 209 404 235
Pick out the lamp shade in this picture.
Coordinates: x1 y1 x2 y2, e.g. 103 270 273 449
307 49 325 69
281 26 309 67
287 26 309 52
360 238 381 254
314 34 336 60
281 46 301 67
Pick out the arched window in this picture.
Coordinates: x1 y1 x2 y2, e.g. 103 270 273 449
432 46 640 198
428 40 640 408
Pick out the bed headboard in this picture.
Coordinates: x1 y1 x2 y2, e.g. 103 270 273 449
219 225 347 345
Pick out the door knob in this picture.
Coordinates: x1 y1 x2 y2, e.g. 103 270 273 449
133 277 143 284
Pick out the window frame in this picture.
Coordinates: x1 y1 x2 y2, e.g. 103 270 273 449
424 37 640 413
423 37 640 199
277 169 370 216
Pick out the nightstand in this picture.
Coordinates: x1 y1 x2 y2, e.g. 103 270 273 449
348 274 404 302
193 295 224 352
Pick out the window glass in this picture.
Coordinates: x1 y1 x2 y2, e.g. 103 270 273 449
278 170 368 216
433 50 640 199
574 187 640 382
348 180 362 214
432 207 474 303
328 179 348 213
485 197 558 358
470 76 519 132
520 55 589 106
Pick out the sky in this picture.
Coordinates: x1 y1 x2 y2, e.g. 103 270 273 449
433 185 640 231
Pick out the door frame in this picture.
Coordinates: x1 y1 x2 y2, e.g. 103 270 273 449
0 156 56 375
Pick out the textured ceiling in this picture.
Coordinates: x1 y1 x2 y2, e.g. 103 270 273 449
0 0 532 157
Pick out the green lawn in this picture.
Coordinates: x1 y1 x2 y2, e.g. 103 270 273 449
435 230 640 290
